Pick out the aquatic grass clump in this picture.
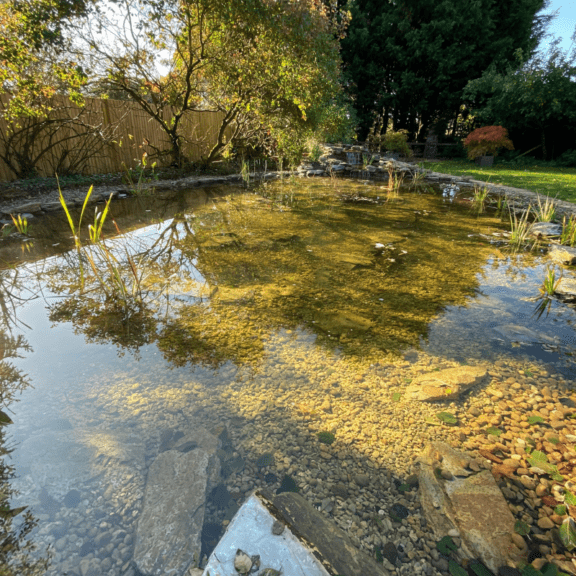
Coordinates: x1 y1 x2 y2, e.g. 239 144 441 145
240 159 250 186
539 265 562 298
560 215 576 246
59 183 144 307
471 184 490 213
508 205 533 250
410 166 426 188
10 214 28 235
387 167 404 196
494 195 508 219
534 193 557 222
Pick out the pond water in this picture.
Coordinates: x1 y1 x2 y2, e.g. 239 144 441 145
1 177 576 575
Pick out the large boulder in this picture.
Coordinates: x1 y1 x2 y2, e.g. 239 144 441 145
134 446 220 576
416 442 520 574
405 366 488 401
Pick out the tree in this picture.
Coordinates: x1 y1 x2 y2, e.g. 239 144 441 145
340 0 553 140
0 0 88 120
463 44 576 159
79 0 349 167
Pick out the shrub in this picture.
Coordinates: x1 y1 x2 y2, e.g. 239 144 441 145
383 129 413 158
552 149 576 168
463 126 514 160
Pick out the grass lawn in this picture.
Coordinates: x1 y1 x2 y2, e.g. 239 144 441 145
420 159 576 204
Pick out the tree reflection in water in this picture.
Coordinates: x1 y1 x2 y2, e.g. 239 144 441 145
0 270 50 575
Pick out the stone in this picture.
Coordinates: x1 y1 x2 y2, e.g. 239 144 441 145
405 366 488 401
555 278 576 300
272 492 390 576
416 442 517 574
548 244 576 266
133 446 220 576
537 516 555 529
354 474 370 487
381 542 398 564
530 222 562 238
11 202 42 214
234 549 252 574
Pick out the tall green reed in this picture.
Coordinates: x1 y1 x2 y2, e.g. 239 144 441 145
508 205 532 250
560 215 576 246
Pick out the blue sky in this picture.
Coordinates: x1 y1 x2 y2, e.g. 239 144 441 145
541 0 576 53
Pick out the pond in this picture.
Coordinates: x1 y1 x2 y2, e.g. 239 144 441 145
1 177 576 576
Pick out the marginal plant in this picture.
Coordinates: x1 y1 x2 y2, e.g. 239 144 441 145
539 265 562 297
59 183 144 307
410 166 426 188
560 215 576 246
387 167 404 196
9 214 28 235
123 152 157 196
508 205 532 250
309 143 323 163
495 195 508 219
534 194 557 223
240 159 250 185
472 184 490 213
1 223 14 237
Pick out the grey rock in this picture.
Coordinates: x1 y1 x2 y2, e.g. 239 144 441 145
11 202 42 214
548 244 576 266
273 491 390 576
556 277 576 300
416 442 518 574
530 222 562 237
133 446 220 576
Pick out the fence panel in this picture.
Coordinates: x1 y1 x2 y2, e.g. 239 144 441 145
0 95 228 181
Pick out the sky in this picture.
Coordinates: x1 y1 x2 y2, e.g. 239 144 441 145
541 0 576 54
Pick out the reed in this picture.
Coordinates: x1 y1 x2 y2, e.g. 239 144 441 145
387 167 404 196
59 184 143 306
495 195 508 219
560 215 576 247
533 193 557 222
508 205 532 250
472 184 490 213
240 159 250 186
10 214 28 235
539 265 562 297
410 166 426 188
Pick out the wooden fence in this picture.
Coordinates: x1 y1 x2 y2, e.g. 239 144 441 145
0 95 229 182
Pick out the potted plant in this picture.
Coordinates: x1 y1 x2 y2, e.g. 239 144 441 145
463 126 514 167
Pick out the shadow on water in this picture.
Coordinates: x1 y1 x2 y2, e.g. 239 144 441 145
0 178 575 575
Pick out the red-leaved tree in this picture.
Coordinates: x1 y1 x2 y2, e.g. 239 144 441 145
464 126 514 159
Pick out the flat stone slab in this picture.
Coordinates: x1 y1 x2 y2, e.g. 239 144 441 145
530 222 562 238
417 442 519 574
203 490 388 576
549 244 576 266
556 277 576 300
134 448 220 576
405 365 488 401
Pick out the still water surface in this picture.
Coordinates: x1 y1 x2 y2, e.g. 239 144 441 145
2 178 576 575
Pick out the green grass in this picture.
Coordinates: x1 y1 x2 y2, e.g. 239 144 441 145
421 159 576 204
